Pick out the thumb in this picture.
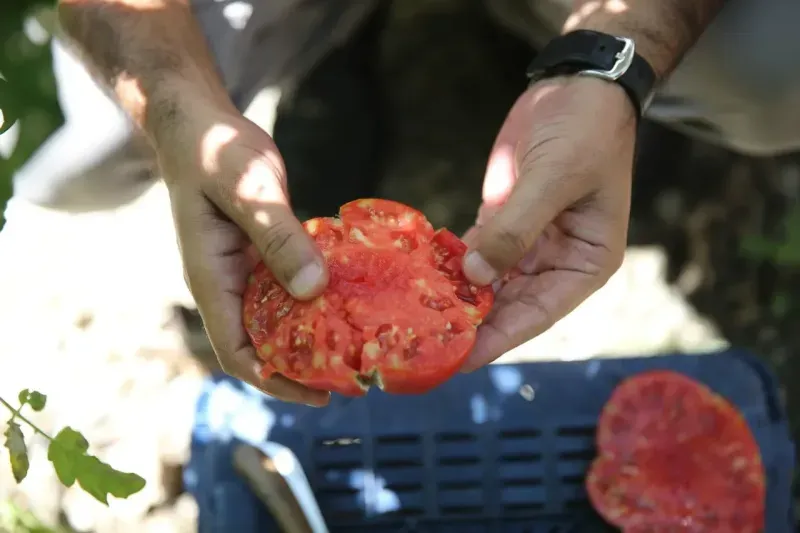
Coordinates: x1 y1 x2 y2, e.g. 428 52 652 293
463 152 573 286
209 152 328 300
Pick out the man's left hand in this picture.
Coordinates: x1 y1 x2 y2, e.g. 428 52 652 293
461 76 637 371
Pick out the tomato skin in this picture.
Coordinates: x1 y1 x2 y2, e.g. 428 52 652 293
586 370 765 533
242 199 494 397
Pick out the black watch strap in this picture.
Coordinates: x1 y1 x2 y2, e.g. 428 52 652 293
526 30 657 117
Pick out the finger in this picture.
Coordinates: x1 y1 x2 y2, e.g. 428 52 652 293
463 153 575 286
464 87 575 286
260 373 331 406
191 254 330 406
207 148 328 300
461 226 480 247
176 192 330 406
475 202 502 228
462 269 602 372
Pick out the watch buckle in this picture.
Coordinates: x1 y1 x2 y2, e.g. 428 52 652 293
578 37 635 81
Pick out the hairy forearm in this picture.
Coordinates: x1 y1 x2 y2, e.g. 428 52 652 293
58 0 233 139
565 0 727 80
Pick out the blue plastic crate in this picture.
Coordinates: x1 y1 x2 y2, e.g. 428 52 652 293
184 349 796 532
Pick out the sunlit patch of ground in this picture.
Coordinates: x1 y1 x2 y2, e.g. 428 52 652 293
0 184 201 532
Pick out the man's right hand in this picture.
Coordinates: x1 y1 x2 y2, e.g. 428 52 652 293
158 100 331 406
55 0 331 404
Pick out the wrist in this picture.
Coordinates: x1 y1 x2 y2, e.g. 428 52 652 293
563 0 726 81
145 74 236 146
57 0 236 141
535 76 636 123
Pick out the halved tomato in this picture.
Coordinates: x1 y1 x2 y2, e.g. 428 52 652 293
586 370 766 533
242 199 494 396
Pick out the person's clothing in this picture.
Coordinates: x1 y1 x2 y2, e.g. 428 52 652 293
12 0 384 212
491 0 800 157
12 0 800 213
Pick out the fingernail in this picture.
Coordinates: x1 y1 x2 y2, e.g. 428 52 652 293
464 251 498 286
289 262 325 298
305 394 331 408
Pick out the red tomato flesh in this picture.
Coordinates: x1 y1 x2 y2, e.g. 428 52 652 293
242 199 493 396
586 370 766 533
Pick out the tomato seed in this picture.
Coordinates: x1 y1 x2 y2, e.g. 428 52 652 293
276 301 293 320
437 328 454 343
376 324 397 350
363 340 383 359
290 327 315 355
403 337 420 360
258 344 273 358
326 331 339 350
255 282 268 301
455 283 478 305
432 243 451 260
391 232 417 252
420 294 454 311
731 457 748 471
312 352 326 369
272 357 288 372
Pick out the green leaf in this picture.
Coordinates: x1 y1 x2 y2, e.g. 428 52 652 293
4 422 29 483
46 426 146 504
75 455 146 505
17 390 29 406
47 427 88 487
26 391 46 412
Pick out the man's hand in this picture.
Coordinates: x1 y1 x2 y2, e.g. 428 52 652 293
461 76 635 371
459 0 728 371
57 0 332 405
161 101 330 406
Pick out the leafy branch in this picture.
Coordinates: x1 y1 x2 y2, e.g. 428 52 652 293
1 389 145 505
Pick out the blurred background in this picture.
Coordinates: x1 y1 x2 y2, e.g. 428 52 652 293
0 0 798 531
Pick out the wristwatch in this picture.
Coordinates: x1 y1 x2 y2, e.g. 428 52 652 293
526 30 657 117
